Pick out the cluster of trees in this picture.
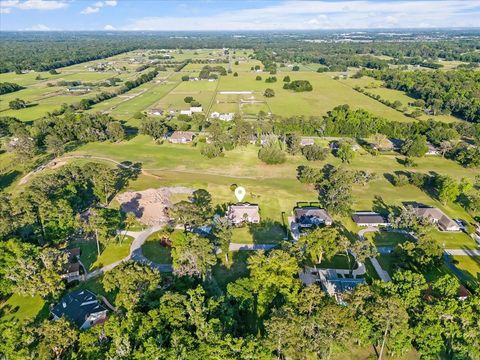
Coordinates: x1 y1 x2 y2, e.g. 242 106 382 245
8 98 27 110
283 80 313 92
2 240 478 359
2 112 125 162
361 69 480 123
297 164 376 214
199 65 227 79
0 81 24 95
391 171 480 214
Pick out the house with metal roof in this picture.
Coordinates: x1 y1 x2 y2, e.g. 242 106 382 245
51 289 107 330
352 212 390 227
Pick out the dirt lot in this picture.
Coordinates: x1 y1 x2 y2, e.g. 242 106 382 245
115 187 193 225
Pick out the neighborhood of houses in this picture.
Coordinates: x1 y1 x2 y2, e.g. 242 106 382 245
52 190 475 330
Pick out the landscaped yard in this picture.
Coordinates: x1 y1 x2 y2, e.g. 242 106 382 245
451 255 480 287
365 231 412 247
141 230 181 264
231 222 286 244
0 294 46 323
317 253 357 270
68 236 133 271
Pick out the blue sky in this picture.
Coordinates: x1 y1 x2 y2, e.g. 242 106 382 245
1 0 479 31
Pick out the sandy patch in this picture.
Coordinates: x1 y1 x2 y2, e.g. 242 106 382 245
115 187 193 226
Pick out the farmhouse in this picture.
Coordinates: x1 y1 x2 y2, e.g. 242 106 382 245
412 205 460 232
148 108 163 116
67 86 91 93
294 207 333 227
352 212 390 227
169 131 195 144
51 289 107 330
190 106 203 113
211 112 235 121
369 138 403 152
227 203 260 225
180 110 192 116
300 137 315 147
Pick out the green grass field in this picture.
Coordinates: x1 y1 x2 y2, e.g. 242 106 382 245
364 231 412 246
0 294 46 323
142 230 175 264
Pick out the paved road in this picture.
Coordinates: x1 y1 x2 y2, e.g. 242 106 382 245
228 243 278 251
444 249 480 256
369 257 392 281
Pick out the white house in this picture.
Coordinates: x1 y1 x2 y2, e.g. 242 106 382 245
190 106 203 113
180 110 192 116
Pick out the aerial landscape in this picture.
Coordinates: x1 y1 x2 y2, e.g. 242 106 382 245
0 0 479 359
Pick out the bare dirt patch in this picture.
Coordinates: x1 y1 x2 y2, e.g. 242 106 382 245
115 187 193 226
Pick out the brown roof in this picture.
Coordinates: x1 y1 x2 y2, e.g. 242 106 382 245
412 206 458 230
227 204 260 223
170 131 195 141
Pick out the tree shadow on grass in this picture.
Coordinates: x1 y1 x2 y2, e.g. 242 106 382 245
248 218 286 244
0 170 21 190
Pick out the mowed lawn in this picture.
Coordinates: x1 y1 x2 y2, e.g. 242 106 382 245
0 293 46 323
231 222 286 244
68 236 133 271
364 231 412 246
451 256 480 287
141 230 176 264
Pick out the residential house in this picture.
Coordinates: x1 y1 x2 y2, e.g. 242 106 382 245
180 110 192 116
412 205 460 231
300 137 315 147
190 106 203 113
169 131 195 144
249 134 271 145
352 212 390 227
426 142 440 155
210 112 234 121
67 86 91 93
294 207 333 227
61 248 82 282
148 108 163 116
318 269 366 304
369 138 403 152
51 289 107 330
227 203 260 225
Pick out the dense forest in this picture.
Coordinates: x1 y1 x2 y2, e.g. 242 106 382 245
360 69 480 123
1 30 479 73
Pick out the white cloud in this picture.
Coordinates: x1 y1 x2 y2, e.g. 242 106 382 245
23 23 51 30
0 7 12 13
12 0 68 10
104 24 115 30
122 1 480 30
81 6 99 14
81 0 117 15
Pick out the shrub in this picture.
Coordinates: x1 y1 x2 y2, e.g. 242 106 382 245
258 145 286 164
283 80 313 92
302 144 328 161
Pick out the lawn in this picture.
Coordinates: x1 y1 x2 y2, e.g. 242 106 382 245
317 253 357 270
365 231 412 247
141 230 176 264
0 294 46 323
231 222 286 244
451 256 480 287
68 236 133 271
